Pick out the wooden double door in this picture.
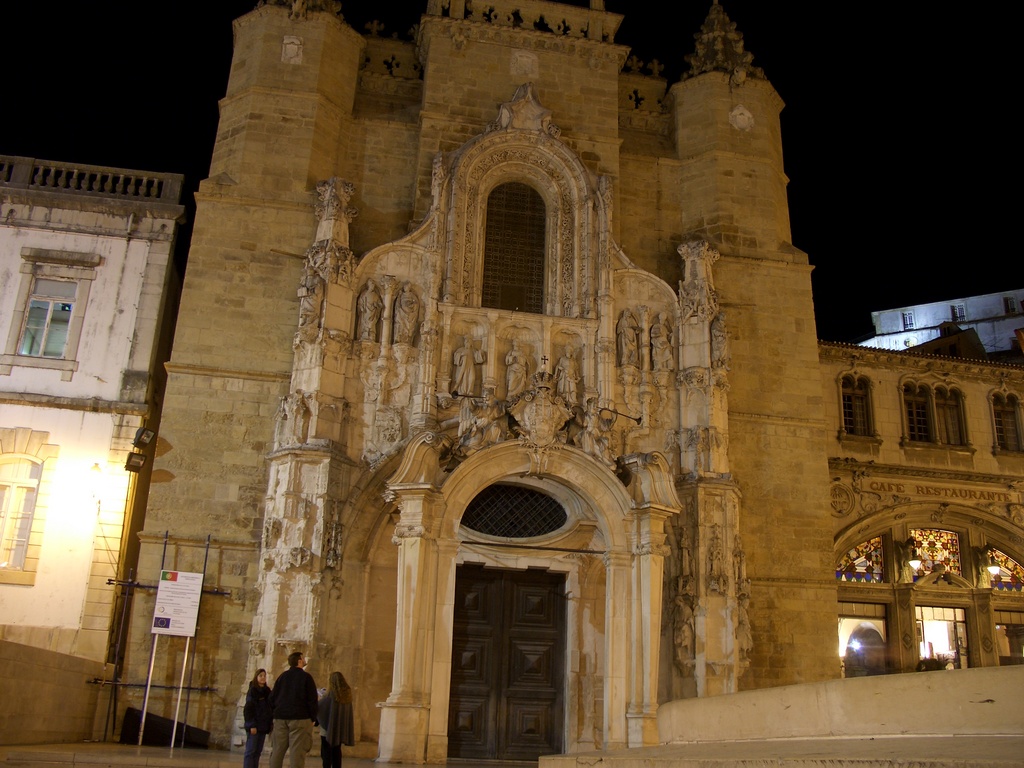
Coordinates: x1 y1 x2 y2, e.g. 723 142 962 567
448 564 566 761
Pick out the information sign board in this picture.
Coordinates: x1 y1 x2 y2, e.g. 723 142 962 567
151 570 204 637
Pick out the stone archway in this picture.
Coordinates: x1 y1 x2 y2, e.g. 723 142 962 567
376 436 681 763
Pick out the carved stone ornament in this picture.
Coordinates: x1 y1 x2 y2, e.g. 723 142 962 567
509 372 573 448
729 105 755 132
678 240 720 324
488 82 561 138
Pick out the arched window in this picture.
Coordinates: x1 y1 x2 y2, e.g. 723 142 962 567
0 459 42 570
934 386 966 446
481 182 545 314
902 383 932 443
840 375 873 437
993 393 1022 452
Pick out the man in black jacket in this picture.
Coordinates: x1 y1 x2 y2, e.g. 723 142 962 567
269 651 319 768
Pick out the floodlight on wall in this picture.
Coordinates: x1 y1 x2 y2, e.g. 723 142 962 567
987 555 1001 577
133 427 156 448
124 452 147 472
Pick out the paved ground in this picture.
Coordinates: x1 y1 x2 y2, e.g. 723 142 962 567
2 737 1023 768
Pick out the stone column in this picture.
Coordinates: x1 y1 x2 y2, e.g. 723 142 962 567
626 505 671 746
968 589 1000 668
377 488 443 763
603 549 632 750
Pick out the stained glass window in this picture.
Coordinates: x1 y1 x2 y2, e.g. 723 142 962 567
836 536 883 583
909 528 962 577
989 549 1024 592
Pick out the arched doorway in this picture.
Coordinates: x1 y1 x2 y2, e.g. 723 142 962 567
377 438 681 764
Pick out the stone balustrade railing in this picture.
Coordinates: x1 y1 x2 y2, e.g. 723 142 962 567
0 155 182 205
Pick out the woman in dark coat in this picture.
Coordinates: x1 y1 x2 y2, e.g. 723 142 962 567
242 668 273 768
317 671 354 768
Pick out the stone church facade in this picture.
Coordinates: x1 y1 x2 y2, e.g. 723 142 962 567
114 0 1023 760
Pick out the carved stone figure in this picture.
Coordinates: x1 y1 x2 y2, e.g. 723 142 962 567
357 280 383 341
554 345 579 407
971 545 996 588
458 392 507 455
505 339 529 398
392 282 420 345
893 536 916 584
572 398 616 469
452 336 484 396
737 594 754 659
650 313 673 371
616 309 640 367
673 596 694 670
297 261 325 333
711 311 730 368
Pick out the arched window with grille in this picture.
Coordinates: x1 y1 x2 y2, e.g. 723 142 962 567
461 483 567 538
481 182 546 314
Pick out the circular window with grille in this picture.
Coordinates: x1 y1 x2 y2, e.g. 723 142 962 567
461 483 568 538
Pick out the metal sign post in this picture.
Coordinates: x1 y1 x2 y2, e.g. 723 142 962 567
139 569 204 748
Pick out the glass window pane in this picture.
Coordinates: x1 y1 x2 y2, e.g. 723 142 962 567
19 300 49 355
916 605 967 669
839 615 888 677
35 278 77 298
41 302 72 357
1 485 32 570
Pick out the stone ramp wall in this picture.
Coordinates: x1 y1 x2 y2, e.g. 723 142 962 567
0 640 105 745
658 665 1024 742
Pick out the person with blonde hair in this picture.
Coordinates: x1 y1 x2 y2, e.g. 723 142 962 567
317 671 354 768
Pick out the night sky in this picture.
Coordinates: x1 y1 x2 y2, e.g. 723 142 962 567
4 1 1012 343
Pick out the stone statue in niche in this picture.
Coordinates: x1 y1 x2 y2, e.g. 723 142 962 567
616 308 640 367
452 336 485 396
708 525 726 593
711 311 730 369
553 345 579 407
275 390 312 446
650 313 673 371
737 594 754 660
505 339 529 399
392 282 420 345
357 279 383 342
297 258 325 335
672 595 694 670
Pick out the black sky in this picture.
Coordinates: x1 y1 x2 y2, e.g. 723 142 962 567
3 2 1013 343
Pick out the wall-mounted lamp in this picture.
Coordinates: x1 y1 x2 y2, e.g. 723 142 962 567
124 452 147 472
133 427 156 448
908 549 922 572
987 555 1001 577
